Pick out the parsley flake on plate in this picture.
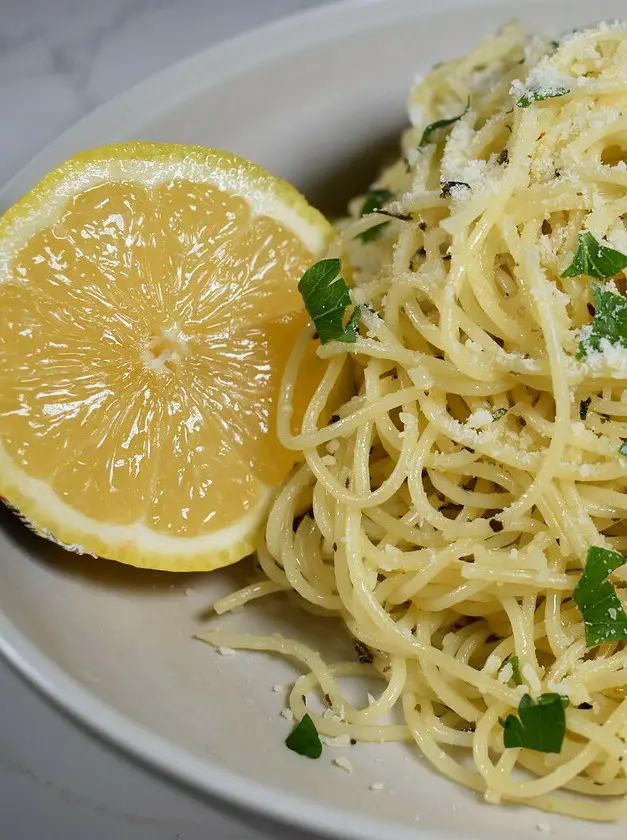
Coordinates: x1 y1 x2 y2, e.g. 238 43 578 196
517 86 570 108
562 232 627 280
285 713 323 758
573 546 627 647
577 283 627 359
419 97 470 148
298 258 361 345
500 693 568 753
357 188 394 243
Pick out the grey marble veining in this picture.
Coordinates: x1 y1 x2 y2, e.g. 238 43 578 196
0 0 328 188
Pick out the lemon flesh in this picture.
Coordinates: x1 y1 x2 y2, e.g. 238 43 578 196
0 143 333 571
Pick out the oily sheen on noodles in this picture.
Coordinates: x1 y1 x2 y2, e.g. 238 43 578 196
200 22 627 820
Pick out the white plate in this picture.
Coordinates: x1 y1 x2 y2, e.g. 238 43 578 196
0 1 625 839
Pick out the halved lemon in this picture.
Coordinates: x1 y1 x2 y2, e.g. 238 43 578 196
0 143 333 571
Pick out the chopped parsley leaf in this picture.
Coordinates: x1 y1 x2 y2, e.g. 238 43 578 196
517 86 570 108
500 693 568 753
508 655 523 686
358 188 394 243
419 98 470 148
491 408 508 421
573 546 627 647
562 232 627 280
499 655 523 686
285 713 322 758
360 188 394 216
298 259 360 345
578 283 627 359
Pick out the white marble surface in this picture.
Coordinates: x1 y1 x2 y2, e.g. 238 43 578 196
0 0 329 187
0 1 331 838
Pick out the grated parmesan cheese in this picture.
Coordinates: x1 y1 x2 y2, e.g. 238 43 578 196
484 654 502 675
333 757 354 773
583 338 627 376
522 664 542 694
322 734 352 748
466 409 494 429
498 663 514 684
546 680 571 698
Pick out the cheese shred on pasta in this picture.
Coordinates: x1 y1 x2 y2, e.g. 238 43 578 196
200 21 627 820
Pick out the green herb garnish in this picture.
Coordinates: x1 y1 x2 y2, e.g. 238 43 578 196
573 546 627 647
508 655 523 686
298 259 360 345
578 283 627 359
500 693 568 753
562 232 627 280
360 188 394 216
285 713 323 759
419 97 470 147
517 86 570 108
358 188 394 243
492 408 508 421
499 655 523 686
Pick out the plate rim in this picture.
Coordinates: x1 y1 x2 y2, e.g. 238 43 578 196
0 0 595 837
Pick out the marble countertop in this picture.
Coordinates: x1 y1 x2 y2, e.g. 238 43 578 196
1 0 329 187
0 2 328 838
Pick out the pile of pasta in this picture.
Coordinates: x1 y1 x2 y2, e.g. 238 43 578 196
202 22 627 819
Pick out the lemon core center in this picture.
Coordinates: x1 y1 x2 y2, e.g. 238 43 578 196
145 326 190 374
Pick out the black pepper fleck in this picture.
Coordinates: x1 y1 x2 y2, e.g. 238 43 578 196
352 638 374 664
579 397 592 421
440 180 470 198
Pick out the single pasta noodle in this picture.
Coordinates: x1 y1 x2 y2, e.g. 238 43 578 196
200 20 627 820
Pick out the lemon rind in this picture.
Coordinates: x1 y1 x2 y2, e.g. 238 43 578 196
0 439 272 572
0 142 334 276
